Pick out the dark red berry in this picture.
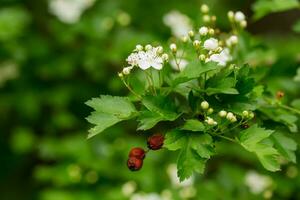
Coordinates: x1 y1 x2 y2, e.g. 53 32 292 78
276 91 284 100
129 147 146 160
147 134 164 150
127 157 143 171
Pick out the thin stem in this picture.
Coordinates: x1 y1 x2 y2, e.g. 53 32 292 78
216 135 237 143
121 77 142 99
145 70 156 95
277 104 300 115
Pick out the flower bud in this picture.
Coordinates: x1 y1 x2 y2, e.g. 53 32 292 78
170 43 177 53
205 117 217 125
226 112 234 120
242 110 249 118
203 15 210 23
135 44 143 51
157 46 164 54
207 108 214 114
162 53 169 61
118 72 124 78
211 15 217 22
235 11 245 22
147 134 164 150
249 112 254 119
188 30 195 38
181 36 188 43
122 67 132 75
201 101 209 110
208 28 215 35
228 11 234 21
129 147 146 160
145 44 152 50
127 157 143 171
199 54 206 61
240 20 247 28
219 110 227 117
200 4 209 13
193 40 201 48
199 26 208 36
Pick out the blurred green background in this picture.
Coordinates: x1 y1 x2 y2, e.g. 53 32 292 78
0 0 300 199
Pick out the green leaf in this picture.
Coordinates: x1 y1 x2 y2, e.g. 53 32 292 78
293 20 300 33
137 95 181 130
294 67 300 81
165 130 215 181
252 0 300 20
205 77 239 95
172 61 219 86
86 96 137 138
180 119 205 132
271 132 297 163
238 125 280 171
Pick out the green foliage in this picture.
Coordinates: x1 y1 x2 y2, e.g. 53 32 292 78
252 0 300 20
271 132 297 163
164 130 215 181
238 125 280 171
86 96 137 138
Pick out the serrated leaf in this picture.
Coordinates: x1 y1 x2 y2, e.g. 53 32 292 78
252 0 300 20
86 95 137 138
293 20 300 33
271 132 297 163
205 77 239 95
294 67 300 81
137 95 181 130
165 130 215 181
172 61 219 86
238 125 280 171
180 119 205 132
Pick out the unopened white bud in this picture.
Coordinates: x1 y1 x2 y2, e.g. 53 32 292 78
201 4 209 13
230 116 237 122
181 36 188 43
157 46 164 54
249 112 254 119
199 54 206 61
162 53 169 61
122 67 132 75
207 108 214 114
203 15 210 23
193 40 201 48
226 112 234 120
170 43 177 53
118 72 123 77
227 35 238 46
242 111 249 118
211 15 216 22
188 30 195 38
208 28 215 35
135 44 143 51
228 11 234 21
145 44 152 50
199 26 208 36
219 110 227 117
235 11 245 22
205 117 217 125
240 20 247 28
201 101 209 110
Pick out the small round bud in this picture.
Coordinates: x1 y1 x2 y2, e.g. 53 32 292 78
181 36 188 43
226 112 234 120
118 72 124 78
211 15 217 22
219 110 227 118
228 11 234 21
147 134 164 150
249 112 254 119
199 26 208 36
188 30 195 38
145 44 152 50
127 157 143 171
208 28 215 35
235 11 245 22
170 43 177 53
207 108 214 114
205 117 217 125
162 53 169 61
242 111 249 118
122 67 132 75
203 15 210 23
201 101 209 110
199 54 206 61
193 40 201 48
227 35 238 46
200 4 209 13
135 44 143 51
240 20 247 28
129 147 146 160
230 116 237 123
157 46 164 54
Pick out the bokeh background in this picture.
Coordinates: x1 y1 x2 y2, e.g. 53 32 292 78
0 0 300 199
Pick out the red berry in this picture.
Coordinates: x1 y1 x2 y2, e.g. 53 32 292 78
129 147 146 160
147 134 164 150
127 157 143 171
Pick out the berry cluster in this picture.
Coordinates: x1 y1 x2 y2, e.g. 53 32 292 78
127 134 164 171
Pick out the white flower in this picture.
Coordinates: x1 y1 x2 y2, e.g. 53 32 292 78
122 181 136 197
126 46 165 70
163 10 192 38
170 43 177 52
235 11 245 22
245 171 272 194
203 38 218 51
199 26 208 35
170 59 188 71
49 0 95 24
208 48 232 66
